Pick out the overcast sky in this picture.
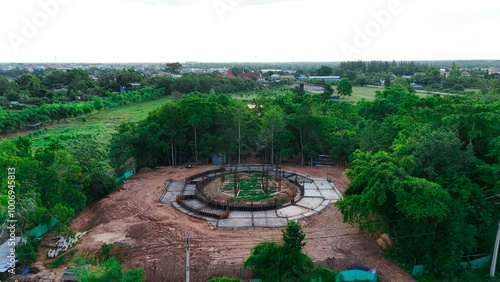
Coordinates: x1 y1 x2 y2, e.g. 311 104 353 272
1 0 499 63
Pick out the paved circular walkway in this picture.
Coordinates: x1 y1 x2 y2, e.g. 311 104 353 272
159 170 343 229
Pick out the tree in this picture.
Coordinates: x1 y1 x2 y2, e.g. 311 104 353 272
315 65 333 76
0 75 9 96
260 106 285 165
384 76 392 87
393 77 410 91
15 236 41 264
165 62 182 75
109 122 137 176
71 255 146 282
282 221 306 254
179 94 216 164
244 221 315 281
336 78 353 98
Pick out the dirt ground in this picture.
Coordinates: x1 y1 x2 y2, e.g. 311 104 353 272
23 165 414 282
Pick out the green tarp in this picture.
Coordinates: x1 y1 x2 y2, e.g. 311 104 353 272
460 255 491 270
336 270 377 282
24 217 58 238
116 169 135 183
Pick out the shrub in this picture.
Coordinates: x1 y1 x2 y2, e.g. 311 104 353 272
15 236 42 264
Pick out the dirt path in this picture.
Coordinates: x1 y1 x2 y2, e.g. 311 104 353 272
25 165 414 282
0 119 71 140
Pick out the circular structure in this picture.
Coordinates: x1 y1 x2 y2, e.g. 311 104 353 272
201 171 298 209
158 165 343 229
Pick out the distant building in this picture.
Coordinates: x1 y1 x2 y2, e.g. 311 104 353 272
262 69 282 73
238 73 262 79
51 84 68 91
292 81 324 94
461 71 470 76
222 70 235 78
9 101 25 108
410 83 424 88
401 75 412 79
270 74 295 80
488 69 500 75
299 76 340 82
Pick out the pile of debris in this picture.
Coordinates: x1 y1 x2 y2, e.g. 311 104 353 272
47 232 87 258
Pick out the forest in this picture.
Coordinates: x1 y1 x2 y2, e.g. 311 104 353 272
1 60 500 135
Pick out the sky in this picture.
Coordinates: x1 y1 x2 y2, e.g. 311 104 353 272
1 0 499 63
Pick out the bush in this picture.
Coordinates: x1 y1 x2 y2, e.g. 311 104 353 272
46 254 68 269
15 236 42 264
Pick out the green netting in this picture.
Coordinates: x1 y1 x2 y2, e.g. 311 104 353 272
115 169 135 183
124 170 134 179
413 255 492 276
460 255 491 270
24 217 58 238
336 270 377 282
412 264 425 276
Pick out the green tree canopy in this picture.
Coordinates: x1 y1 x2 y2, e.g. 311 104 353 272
336 78 353 98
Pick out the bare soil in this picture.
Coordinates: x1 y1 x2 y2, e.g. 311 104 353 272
22 165 414 282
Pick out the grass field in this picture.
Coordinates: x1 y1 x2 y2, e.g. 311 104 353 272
29 97 171 149
224 173 276 201
343 86 429 103
230 86 431 103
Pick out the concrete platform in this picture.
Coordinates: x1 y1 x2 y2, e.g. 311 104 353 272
218 218 253 228
277 205 310 218
158 181 185 204
319 189 341 200
315 180 332 188
183 184 196 193
228 211 253 219
303 183 317 190
295 197 324 209
304 189 323 197
253 210 277 218
182 199 206 209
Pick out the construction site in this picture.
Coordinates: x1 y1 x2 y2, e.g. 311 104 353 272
28 165 415 281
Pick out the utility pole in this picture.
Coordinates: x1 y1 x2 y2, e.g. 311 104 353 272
186 232 190 282
491 219 500 277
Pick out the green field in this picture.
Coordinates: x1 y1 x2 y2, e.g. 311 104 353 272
28 97 171 149
229 86 431 103
343 86 429 103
